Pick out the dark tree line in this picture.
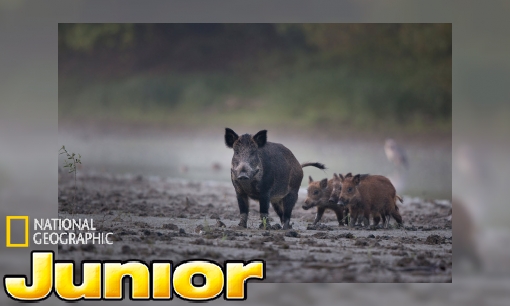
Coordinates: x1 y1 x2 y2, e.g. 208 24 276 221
59 24 451 124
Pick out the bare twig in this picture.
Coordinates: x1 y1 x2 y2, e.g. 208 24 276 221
59 145 82 215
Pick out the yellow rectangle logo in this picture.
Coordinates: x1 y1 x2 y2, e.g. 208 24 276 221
6 216 29 247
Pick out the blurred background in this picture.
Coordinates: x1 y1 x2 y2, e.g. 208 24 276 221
58 23 451 199
2 0 510 305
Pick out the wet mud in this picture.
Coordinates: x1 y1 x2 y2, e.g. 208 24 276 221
58 172 452 282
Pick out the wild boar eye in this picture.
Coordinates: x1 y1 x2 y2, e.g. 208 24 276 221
348 187 353 192
313 190 319 195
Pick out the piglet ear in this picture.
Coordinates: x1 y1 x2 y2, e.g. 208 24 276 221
345 172 352 178
333 173 339 180
225 128 239 148
309 175 314 184
252 130 267 148
353 174 361 186
338 174 344 182
320 178 328 189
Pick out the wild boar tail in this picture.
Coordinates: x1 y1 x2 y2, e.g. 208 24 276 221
301 162 326 170
396 195 403 203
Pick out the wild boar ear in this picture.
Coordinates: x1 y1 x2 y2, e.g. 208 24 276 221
353 174 361 186
320 178 328 189
333 173 339 180
345 172 352 178
309 175 314 184
338 174 344 182
252 130 267 148
225 128 239 148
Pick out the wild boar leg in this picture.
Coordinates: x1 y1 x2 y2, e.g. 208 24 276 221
373 213 381 226
349 211 357 228
259 193 272 229
271 200 284 224
236 193 249 228
389 202 403 228
380 214 387 228
383 215 390 228
331 205 344 226
314 206 326 225
363 212 370 228
281 191 298 230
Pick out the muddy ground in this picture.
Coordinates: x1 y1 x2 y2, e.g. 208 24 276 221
58 172 452 283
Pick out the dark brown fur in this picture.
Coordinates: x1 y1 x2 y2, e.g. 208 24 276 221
337 174 403 228
303 174 347 226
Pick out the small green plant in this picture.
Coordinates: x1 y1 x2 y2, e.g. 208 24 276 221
59 145 82 214
262 216 268 230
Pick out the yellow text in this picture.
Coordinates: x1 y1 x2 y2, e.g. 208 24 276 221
3 251 264 301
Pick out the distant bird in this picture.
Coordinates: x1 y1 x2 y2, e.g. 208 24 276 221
384 139 408 169
212 162 222 171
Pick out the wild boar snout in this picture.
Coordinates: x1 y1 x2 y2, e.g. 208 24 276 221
233 163 259 181
237 173 249 180
302 199 313 210
337 197 347 206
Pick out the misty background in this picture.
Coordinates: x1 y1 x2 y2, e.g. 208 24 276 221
58 23 451 199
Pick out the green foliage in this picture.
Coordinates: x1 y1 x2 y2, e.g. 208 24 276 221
59 145 81 174
59 24 135 52
59 67 450 133
262 216 268 230
282 24 451 63
58 24 451 133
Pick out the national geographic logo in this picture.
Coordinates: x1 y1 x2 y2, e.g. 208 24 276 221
6 216 29 247
5 216 113 247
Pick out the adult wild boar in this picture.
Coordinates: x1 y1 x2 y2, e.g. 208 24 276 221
225 128 325 229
